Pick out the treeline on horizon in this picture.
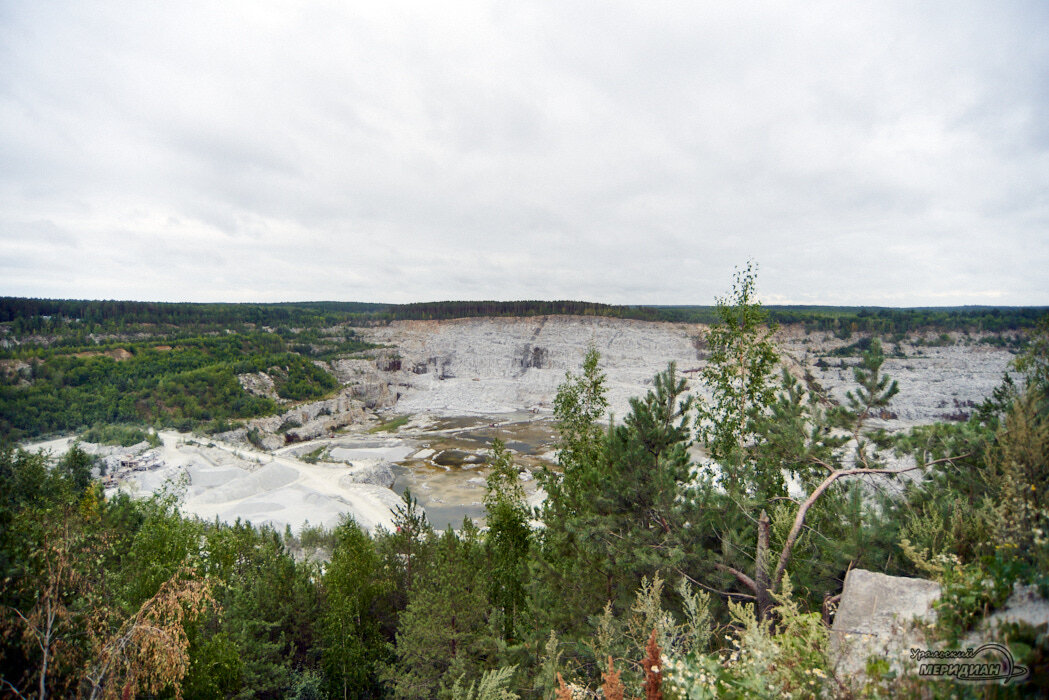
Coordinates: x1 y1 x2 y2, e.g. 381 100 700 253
2 296 1045 338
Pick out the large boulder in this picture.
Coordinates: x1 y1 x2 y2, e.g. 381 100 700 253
339 462 397 489
829 569 940 678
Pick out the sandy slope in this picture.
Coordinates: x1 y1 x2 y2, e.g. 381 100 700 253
74 431 403 534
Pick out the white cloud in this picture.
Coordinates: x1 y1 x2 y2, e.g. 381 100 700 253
1 1 1047 305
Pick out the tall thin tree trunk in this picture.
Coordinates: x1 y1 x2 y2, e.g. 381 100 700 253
755 510 772 621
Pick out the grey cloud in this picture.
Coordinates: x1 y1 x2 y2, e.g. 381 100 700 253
1 2 1047 305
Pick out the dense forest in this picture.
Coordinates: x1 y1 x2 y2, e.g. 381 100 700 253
2 273 1047 698
3 296 1044 341
0 331 364 441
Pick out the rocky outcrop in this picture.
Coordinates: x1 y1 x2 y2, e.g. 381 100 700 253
518 344 549 370
339 461 396 489
237 371 280 401
966 582 1049 644
830 569 940 678
357 316 703 416
281 396 367 443
231 389 369 447
349 382 397 410
830 568 1048 687
347 317 1015 426
375 350 402 372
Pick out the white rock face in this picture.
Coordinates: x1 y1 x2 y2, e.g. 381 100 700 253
358 317 1017 427
361 316 704 417
237 371 279 400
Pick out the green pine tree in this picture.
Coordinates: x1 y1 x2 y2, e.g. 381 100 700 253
483 439 531 643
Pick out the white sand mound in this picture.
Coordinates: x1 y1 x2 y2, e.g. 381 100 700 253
130 465 187 493
185 465 250 496
194 462 298 504
205 483 398 533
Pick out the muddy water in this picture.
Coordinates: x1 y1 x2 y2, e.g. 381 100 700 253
391 414 559 529
279 413 560 529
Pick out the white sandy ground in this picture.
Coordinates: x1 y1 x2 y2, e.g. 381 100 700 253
24 431 407 535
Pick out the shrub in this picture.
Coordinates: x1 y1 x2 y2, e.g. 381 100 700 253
663 578 829 700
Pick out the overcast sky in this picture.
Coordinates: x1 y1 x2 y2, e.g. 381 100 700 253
1 1 1047 306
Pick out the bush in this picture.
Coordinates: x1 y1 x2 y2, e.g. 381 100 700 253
663 578 829 700
246 427 265 449
277 418 302 434
368 415 411 433
82 423 151 447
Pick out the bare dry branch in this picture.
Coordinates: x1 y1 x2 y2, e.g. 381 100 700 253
771 454 970 591
713 562 757 593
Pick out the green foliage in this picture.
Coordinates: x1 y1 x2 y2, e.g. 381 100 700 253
533 352 710 688
0 333 341 440
826 335 908 358
0 444 223 700
274 359 338 400
844 338 900 425
300 445 328 464
369 414 412 433
385 523 496 699
202 521 321 699
1013 313 1049 393
750 370 839 496
287 668 326 700
296 523 336 552
450 665 519 700
696 262 780 498
994 621 1049 697
993 389 1049 537
663 577 829 700
277 417 303 434
483 439 531 643
321 518 392 698
549 344 608 482
538 358 693 614
55 442 97 492
81 423 158 447
891 336 1048 588
183 631 243 699
376 489 436 626
117 484 206 608
931 554 1014 642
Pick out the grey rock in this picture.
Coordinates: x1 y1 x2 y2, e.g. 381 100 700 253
376 351 402 372
352 318 1014 423
237 371 279 400
830 569 940 680
351 381 395 409
340 462 396 489
966 581 1049 643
